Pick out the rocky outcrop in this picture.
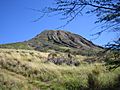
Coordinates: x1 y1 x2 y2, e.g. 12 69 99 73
27 30 100 50
0 30 102 53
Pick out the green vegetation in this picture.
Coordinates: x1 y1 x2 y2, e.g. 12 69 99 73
0 42 33 50
0 49 120 90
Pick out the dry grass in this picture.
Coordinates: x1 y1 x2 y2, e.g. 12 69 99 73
0 49 120 90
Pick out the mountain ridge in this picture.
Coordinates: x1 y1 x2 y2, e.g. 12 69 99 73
27 30 101 49
0 30 102 53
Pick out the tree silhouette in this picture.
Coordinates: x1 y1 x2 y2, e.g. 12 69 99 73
47 0 120 35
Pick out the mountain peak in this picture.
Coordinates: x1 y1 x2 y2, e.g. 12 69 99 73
28 30 100 50
0 30 102 53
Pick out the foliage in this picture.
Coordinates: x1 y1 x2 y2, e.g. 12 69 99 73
101 38 120 70
0 42 33 50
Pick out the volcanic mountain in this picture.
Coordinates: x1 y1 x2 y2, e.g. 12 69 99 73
0 30 102 53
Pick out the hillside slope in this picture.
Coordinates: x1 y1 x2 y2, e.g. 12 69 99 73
0 49 120 90
27 30 102 52
0 30 102 54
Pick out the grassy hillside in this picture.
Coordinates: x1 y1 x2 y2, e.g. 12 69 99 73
0 42 101 57
0 42 33 50
0 49 120 90
0 30 103 56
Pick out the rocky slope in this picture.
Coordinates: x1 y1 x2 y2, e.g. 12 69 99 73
28 30 99 49
0 30 102 54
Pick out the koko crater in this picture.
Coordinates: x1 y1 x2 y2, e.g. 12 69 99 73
0 30 120 90
0 30 102 53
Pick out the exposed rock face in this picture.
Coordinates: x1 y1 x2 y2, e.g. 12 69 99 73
0 30 102 53
27 30 100 50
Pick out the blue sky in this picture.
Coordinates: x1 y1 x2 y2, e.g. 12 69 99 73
0 0 117 46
